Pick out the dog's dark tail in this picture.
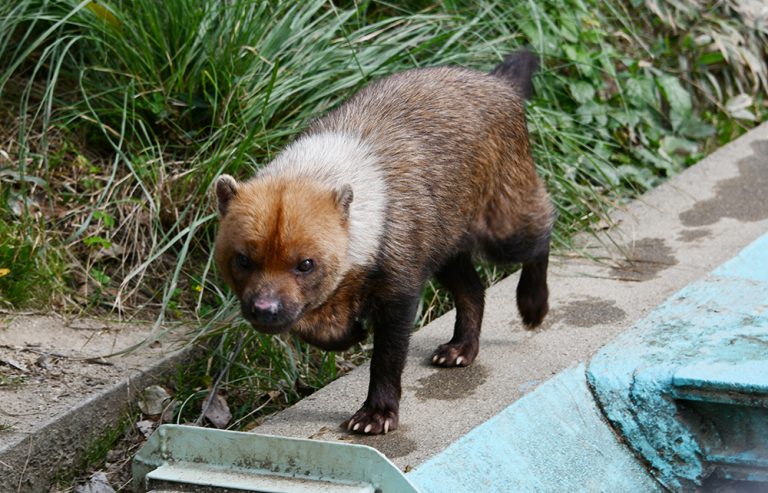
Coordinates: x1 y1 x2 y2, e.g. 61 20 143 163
489 49 539 100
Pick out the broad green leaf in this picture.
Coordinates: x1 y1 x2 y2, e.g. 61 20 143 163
625 77 656 106
657 75 692 131
678 119 716 139
660 136 699 157
568 81 595 104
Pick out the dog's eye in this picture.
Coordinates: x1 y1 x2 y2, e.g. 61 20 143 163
235 253 252 270
296 259 314 273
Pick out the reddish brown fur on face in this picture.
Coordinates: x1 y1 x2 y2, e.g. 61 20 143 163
214 176 351 329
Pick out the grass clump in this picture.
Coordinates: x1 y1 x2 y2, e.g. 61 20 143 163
0 0 765 431
0 216 68 309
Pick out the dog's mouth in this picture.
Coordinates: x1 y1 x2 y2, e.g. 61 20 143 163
246 319 292 335
240 300 304 335
242 305 306 335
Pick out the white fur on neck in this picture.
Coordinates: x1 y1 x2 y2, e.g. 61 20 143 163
259 132 386 267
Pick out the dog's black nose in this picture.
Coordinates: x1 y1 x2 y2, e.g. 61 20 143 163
249 297 282 324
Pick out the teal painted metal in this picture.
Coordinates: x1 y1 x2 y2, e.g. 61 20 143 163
409 365 662 493
133 424 419 493
588 233 768 491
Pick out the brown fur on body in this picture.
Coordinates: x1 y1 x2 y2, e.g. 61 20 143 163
309 65 553 292
214 50 554 435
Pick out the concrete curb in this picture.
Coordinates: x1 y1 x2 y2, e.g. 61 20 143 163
0 317 191 492
256 122 768 474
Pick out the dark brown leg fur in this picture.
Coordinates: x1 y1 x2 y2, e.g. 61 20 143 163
431 253 485 367
346 292 419 434
516 252 549 327
483 227 551 329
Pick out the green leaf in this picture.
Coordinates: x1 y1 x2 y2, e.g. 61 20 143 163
657 75 692 131
568 81 595 104
678 119 715 139
558 13 579 43
610 109 640 127
660 136 699 157
625 77 656 106
576 100 608 126
563 45 594 76
93 210 116 228
83 236 112 249
615 164 657 190
633 147 676 173
90 268 111 286
697 51 724 66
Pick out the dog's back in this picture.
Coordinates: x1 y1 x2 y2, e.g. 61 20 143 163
308 53 552 289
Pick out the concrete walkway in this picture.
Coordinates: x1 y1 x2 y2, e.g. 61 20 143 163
256 122 768 482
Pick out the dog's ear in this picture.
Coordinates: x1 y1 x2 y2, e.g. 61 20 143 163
215 174 239 216
334 184 354 220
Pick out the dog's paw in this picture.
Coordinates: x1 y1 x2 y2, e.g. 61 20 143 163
346 406 398 435
431 341 478 367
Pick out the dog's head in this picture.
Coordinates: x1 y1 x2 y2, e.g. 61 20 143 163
213 174 353 333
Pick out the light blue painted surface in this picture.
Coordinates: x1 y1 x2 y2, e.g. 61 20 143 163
588 232 768 491
673 359 768 395
409 365 662 493
711 232 768 282
410 233 768 493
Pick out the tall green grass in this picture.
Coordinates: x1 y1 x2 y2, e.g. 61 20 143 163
1 0 765 426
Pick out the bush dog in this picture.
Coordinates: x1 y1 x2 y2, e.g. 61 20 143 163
214 50 554 435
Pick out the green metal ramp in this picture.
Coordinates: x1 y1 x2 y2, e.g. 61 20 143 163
133 425 419 493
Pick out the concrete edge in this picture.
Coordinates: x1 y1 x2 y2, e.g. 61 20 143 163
0 345 192 492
